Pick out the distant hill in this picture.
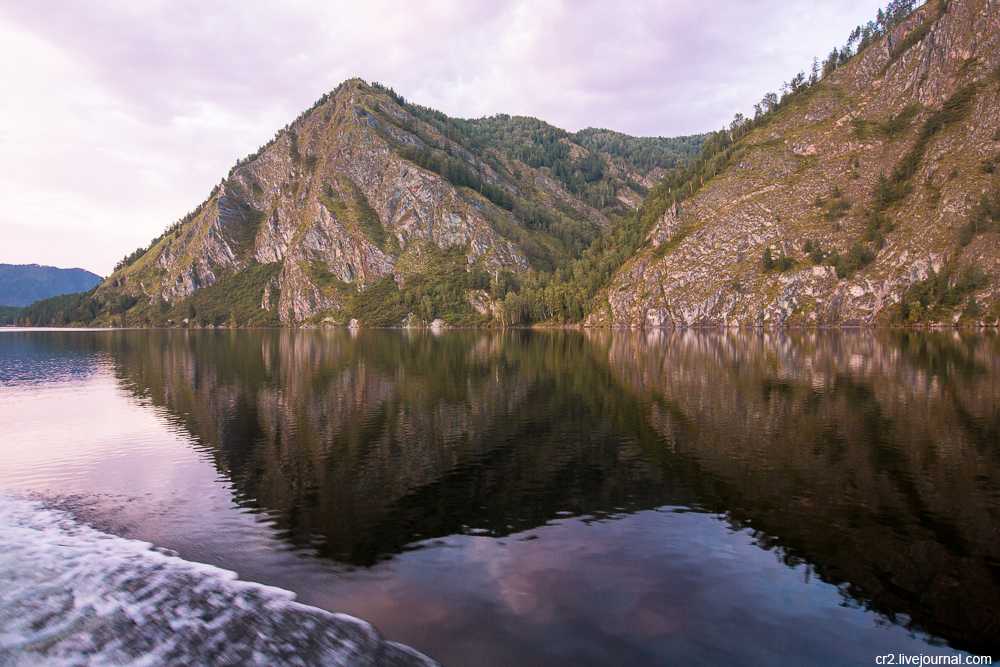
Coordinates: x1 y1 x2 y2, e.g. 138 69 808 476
0 264 102 307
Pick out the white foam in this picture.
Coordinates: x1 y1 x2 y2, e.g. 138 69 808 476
0 495 436 666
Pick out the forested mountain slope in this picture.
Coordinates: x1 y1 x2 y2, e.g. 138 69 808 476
18 80 701 327
587 0 1000 327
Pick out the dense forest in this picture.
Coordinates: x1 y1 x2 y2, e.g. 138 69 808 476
374 86 705 211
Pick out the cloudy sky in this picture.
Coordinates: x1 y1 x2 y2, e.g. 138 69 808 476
0 0 884 276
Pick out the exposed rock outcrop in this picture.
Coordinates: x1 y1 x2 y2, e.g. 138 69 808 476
588 0 1000 327
86 79 698 327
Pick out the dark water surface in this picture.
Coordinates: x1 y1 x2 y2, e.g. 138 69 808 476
1 328 998 665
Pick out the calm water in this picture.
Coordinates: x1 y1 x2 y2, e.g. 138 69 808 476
1 328 998 665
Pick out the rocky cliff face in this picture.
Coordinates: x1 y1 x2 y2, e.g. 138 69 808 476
107 81 518 324
588 0 1000 327
93 80 695 327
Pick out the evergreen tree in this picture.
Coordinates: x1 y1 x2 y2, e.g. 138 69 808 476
762 247 775 272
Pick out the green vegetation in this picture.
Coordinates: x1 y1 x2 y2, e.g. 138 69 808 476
828 81 978 281
319 184 349 219
823 0 921 77
883 0 947 70
224 196 267 259
862 209 895 247
491 127 745 323
497 210 650 323
0 305 23 325
828 243 876 279
20 264 282 328
304 260 351 295
573 128 704 173
462 116 608 198
889 265 987 323
656 131 744 207
374 88 706 211
803 240 826 265
876 83 978 210
320 181 390 250
958 189 1000 246
801 240 875 278
18 290 118 326
851 104 920 140
370 101 606 267
344 276 408 327
171 263 282 327
815 186 851 221
339 245 491 326
397 145 516 213
762 248 796 273
492 143 741 325
113 186 220 273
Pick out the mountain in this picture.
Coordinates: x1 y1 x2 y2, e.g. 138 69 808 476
587 0 1000 327
22 0 998 330
0 263 102 307
18 80 702 327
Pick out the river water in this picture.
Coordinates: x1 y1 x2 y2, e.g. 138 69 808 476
0 328 997 665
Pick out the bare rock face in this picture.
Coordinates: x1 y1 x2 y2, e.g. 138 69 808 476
79 74 712 329
589 0 1000 328
100 79 625 325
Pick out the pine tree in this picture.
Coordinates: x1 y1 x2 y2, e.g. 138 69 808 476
823 48 840 76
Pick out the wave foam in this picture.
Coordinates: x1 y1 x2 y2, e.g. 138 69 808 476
0 495 436 666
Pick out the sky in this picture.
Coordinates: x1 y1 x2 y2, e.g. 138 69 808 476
0 0 884 276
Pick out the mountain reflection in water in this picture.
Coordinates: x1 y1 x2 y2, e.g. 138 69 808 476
2 328 998 662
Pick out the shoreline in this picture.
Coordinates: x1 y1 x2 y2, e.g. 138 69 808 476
4 322 999 332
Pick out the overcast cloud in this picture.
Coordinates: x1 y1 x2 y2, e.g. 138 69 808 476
0 0 883 275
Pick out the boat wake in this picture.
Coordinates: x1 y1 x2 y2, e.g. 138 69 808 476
0 494 436 666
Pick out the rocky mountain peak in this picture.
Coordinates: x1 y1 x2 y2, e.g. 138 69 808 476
37 76 701 328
